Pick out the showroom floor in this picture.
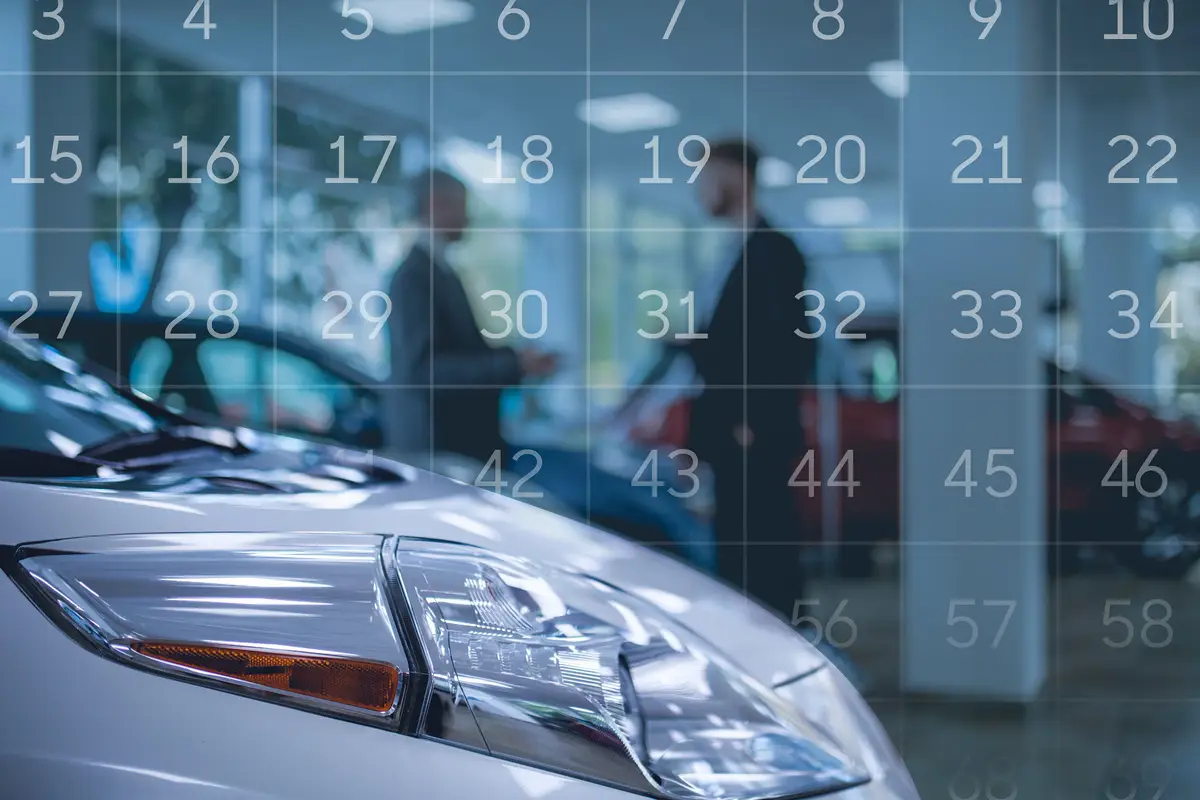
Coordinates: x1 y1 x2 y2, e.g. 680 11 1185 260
807 574 1200 799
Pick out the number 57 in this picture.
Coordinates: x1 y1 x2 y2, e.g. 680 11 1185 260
947 599 1016 649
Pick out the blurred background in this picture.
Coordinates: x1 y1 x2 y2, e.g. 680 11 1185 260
2 0 1200 797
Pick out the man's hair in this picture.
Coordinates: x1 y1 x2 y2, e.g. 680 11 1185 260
709 139 761 184
412 168 466 216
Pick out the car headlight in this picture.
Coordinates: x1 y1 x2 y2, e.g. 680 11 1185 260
11 533 872 799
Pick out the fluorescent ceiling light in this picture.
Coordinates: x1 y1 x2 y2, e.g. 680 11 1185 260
1033 180 1068 209
576 93 679 134
868 60 909 99
332 0 474 36
806 197 870 227
1168 204 1200 239
758 156 794 189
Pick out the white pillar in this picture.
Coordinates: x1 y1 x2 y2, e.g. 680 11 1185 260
900 2 1050 699
0 0 97 307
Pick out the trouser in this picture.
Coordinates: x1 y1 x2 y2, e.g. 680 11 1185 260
709 446 806 621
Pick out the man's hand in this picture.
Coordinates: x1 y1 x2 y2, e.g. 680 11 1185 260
733 422 754 448
519 348 561 379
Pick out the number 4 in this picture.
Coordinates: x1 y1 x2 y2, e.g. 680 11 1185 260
184 0 216 39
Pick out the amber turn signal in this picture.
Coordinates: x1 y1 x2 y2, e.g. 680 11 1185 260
130 641 400 713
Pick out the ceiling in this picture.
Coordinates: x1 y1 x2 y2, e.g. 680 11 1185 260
101 0 1199 229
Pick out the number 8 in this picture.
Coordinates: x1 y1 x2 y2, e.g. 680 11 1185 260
813 0 845 40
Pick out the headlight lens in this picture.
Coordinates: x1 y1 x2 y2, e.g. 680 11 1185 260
13 534 873 799
393 542 870 799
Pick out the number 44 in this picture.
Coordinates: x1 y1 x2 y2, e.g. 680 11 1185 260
789 450 860 497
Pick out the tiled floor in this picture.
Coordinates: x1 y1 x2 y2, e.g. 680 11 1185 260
805 575 1200 799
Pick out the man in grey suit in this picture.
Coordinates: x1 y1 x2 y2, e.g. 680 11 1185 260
384 169 559 465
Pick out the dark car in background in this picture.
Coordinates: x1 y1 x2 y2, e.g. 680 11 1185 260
637 315 1200 579
4 309 710 561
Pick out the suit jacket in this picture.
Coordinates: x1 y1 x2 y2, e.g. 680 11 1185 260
679 216 815 460
384 243 521 464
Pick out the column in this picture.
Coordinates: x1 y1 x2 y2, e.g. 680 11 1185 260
0 0 98 306
901 1 1052 699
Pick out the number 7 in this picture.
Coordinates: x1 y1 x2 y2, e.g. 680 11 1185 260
364 135 397 184
983 599 1016 648
663 0 686 39
48 291 82 339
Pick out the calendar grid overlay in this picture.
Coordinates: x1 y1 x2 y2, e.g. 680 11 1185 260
11 0 1193 755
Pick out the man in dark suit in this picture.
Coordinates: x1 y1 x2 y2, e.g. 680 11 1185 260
385 169 558 465
672 139 816 618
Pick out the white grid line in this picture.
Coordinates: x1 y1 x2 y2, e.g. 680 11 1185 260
8 69 1200 77
4 227 1187 234
115 0 122 385
585 0 593 531
95 382 1200 391
428 0 435 474
272 0 280 439
896 0 907 756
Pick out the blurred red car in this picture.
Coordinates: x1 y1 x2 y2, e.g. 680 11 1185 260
635 315 1200 578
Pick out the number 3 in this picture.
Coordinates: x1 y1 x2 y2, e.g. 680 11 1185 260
33 0 65 40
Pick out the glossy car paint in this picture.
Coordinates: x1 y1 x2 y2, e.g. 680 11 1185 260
0 468 916 799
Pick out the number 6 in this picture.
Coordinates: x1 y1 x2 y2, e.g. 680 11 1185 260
498 0 530 40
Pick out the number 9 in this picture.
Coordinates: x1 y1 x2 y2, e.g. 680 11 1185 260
970 0 1002 39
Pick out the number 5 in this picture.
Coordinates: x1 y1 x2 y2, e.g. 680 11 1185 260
947 600 980 648
339 0 374 39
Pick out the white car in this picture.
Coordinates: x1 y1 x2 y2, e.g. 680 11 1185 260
0 332 917 800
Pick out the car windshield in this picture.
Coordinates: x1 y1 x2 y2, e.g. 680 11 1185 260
0 332 162 458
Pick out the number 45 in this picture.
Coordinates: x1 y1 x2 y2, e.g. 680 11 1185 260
945 449 1017 498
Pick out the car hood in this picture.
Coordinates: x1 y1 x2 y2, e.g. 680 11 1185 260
0 465 824 687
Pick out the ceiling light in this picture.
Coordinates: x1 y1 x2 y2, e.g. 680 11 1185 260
758 156 794 189
576 94 679 134
868 60 909 99
1168 204 1200 240
1033 180 1068 209
806 197 870 227
332 0 474 36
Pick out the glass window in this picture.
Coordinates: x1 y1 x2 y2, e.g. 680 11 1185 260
268 349 349 437
91 32 243 315
196 340 263 427
0 338 157 456
128 338 174 400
